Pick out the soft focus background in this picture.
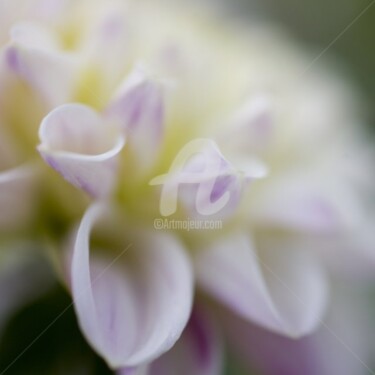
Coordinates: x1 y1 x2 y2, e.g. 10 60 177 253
214 0 375 130
0 0 374 374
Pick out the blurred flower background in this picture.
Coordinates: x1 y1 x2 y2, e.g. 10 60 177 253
0 0 375 374
213 0 375 128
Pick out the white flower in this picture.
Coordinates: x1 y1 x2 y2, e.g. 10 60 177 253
0 0 374 373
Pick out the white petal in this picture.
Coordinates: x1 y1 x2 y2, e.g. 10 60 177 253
195 232 328 337
106 67 165 173
5 27 77 107
71 203 193 368
38 104 125 198
117 305 223 375
221 283 373 375
10 22 60 51
150 139 267 219
316 223 375 282
79 3 131 89
249 171 362 233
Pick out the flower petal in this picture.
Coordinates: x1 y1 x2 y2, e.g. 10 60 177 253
10 21 60 50
195 232 328 337
315 223 375 282
221 311 320 375
150 139 267 219
5 23 77 107
117 305 223 375
221 283 373 375
71 203 193 368
38 104 125 198
79 3 131 89
249 171 362 233
106 67 165 173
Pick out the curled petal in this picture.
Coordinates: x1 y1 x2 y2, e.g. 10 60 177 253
150 139 267 219
5 24 77 107
0 165 37 231
71 203 193 368
38 104 125 198
195 232 328 337
107 67 164 133
106 67 165 172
